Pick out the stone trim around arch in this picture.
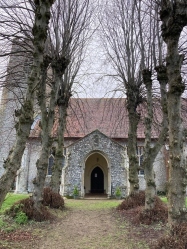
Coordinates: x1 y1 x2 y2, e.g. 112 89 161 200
81 150 111 198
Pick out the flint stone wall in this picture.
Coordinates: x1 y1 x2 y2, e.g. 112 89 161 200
63 130 127 197
16 132 168 195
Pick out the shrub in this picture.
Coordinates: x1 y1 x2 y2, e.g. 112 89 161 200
73 186 79 196
7 198 53 222
42 188 64 209
15 211 28 224
6 188 64 222
0 193 28 213
117 191 145 210
0 216 18 233
115 187 121 197
135 196 168 225
153 223 187 249
117 191 168 225
0 218 6 229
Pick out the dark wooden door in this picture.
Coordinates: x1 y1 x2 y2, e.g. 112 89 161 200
91 167 104 193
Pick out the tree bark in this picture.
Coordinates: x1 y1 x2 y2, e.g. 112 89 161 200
160 0 187 224
32 56 68 208
50 60 71 193
142 67 168 210
127 87 141 194
32 57 54 209
142 69 155 209
0 0 54 208
47 0 91 194
101 0 145 195
50 104 67 193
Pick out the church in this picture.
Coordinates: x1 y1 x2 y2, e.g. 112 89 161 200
0 42 168 198
13 98 168 198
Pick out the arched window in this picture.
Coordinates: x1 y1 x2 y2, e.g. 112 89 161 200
48 155 54 175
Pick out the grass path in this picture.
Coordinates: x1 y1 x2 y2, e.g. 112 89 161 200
1 198 164 249
34 199 149 249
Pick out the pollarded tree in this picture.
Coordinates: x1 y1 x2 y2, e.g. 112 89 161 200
138 1 169 210
160 0 187 225
101 0 169 205
0 0 55 208
32 0 94 203
100 0 146 194
50 0 94 194
142 66 168 210
32 54 69 209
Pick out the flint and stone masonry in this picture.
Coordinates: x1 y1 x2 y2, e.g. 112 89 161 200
13 129 167 197
61 130 128 198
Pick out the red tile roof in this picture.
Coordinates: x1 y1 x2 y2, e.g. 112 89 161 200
31 98 186 139
64 98 129 138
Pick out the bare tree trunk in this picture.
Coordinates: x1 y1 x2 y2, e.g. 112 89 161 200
167 52 186 224
50 104 67 193
142 69 155 209
32 56 68 208
32 57 54 208
50 67 71 193
0 0 54 208
47 0 92 194
128 114 140 194
101 0 147 195
142 67 168 210
127 89 141 194
160 0 187 224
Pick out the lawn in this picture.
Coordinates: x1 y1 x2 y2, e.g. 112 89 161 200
0 194 120 214
65 199 121 210
0 193 29 213
1 194 186 214
160 196 187 206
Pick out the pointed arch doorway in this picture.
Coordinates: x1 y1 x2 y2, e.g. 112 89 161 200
91 166 104 193
82 151 111 197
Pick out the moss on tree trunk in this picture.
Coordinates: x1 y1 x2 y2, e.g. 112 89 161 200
127 102 140 194
50 103 67 193
0 0 55 208
142 68 168 210
32 56 69 208
160 0 187 225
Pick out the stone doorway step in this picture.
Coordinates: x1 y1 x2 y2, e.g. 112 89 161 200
84 194 108 199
